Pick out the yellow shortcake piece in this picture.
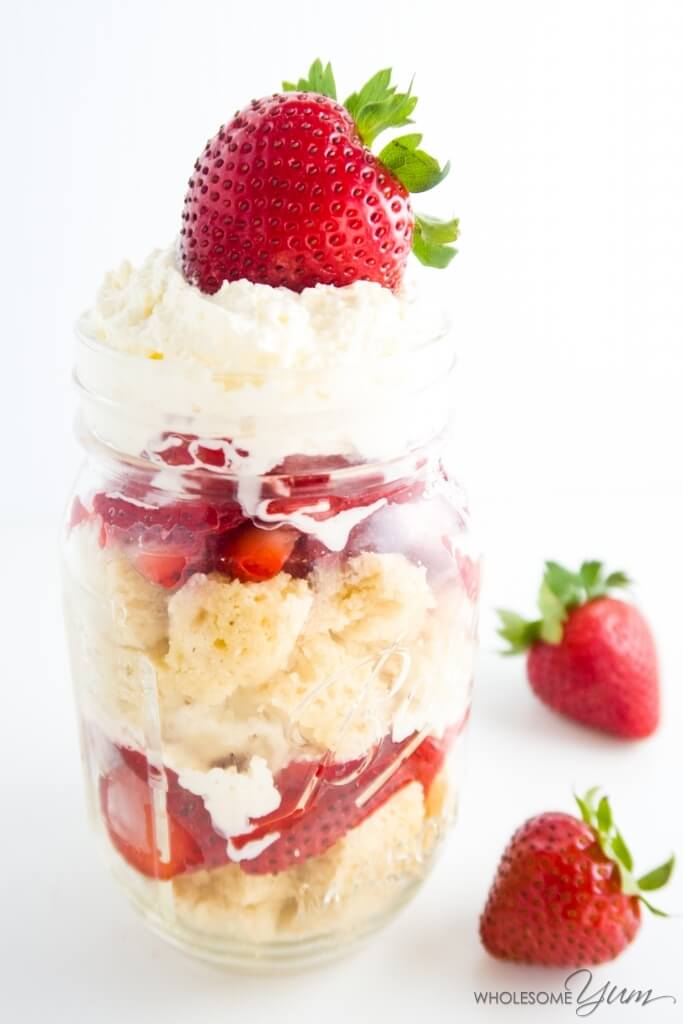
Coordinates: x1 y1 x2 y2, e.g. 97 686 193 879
162 571 313 706
259 553 436 759
65 517 169 651
173 781 429 942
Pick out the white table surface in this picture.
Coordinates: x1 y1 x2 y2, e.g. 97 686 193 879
3 489 681 1023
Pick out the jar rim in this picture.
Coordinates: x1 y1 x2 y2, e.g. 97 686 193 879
73 313 458 475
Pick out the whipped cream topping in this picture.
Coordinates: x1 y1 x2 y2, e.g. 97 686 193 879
82 245 442 370
76 245 455 480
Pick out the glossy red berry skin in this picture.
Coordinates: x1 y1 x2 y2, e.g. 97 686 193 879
480 812 641 966
527 598 659 739
179 92 413 293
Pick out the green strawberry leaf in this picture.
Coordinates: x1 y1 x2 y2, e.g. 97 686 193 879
583 786 601 811
612 830 634 873
579 560 604 597
284 61 457 273
356 95 417 147
574 793 593 826
283 59 337 100
574 787 674 916
344 68 394 121
605 570 631 589
414 213 460 245
497 609 541 654
544 561 582 605
378 135 450 193
501 560 637 655
639 896 668 917
413 216 459 268
638 855 676 891
344 71 417 146
381 131 423 152
597 795 613 833
537 580 566 643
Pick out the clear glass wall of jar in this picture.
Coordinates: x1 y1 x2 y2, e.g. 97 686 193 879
62 325 479 970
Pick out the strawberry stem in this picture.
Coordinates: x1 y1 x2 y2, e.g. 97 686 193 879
574 787 674 915
282 60 458 270
498 560 632 653
412 214 459 268
282 59 337 100
343 69 417 146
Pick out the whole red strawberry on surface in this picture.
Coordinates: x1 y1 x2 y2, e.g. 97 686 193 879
480 788 674 966
498 561 659 738
180 59 458 293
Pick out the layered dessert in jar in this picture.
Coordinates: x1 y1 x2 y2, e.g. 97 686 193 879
63 60 478 969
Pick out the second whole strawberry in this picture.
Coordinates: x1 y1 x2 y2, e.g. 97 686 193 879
480 788 674 967
498 561 659 739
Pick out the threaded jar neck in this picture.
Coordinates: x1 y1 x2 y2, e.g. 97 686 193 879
74 324 457 477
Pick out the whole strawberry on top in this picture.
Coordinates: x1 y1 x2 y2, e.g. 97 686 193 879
498 561 659 738
480 788 674 967
180 59 457 293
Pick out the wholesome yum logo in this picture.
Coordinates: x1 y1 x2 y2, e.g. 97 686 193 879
473 969 676 1017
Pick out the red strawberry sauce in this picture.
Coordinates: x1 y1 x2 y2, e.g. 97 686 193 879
97 725 461 881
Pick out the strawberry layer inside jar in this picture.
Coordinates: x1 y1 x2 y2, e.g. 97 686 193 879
77 440 475 884
72 438 477 591
96 727 458 881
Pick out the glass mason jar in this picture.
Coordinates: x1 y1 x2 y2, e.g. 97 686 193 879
62 322 479 970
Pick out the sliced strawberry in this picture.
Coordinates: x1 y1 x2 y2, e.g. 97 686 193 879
249 471 427 578
100 761 202 880
144 432 249 471
93 490 222 537
263 474 424 524
68 496 90 530
410 732 453 789
92 485 246 586
267 453 355 489
149 433 226 469
134 551 189 589
283 535 336 579
214 523 299 583
67 498 108 547
112 745 228 870
238 730 452 875
455 551 481 602
103 724 461 880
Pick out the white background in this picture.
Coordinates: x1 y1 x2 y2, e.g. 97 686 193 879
1 1 682 1020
